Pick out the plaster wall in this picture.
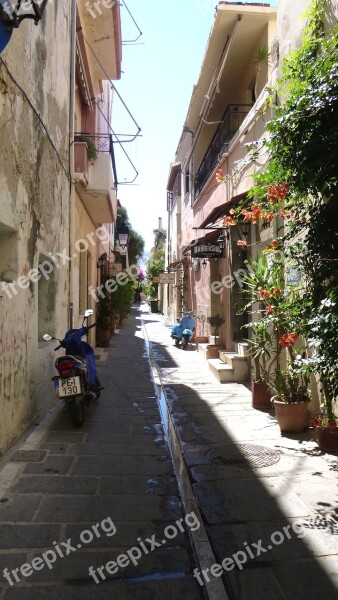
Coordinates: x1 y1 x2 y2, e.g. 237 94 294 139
0 5 71 452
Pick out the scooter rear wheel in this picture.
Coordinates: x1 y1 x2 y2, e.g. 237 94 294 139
182 335 189 350
68 397 85 428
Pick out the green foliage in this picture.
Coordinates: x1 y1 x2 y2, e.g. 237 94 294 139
96 275 136 330
145 248 165 300
239 0 338 411
116 206 145 266
207 314 225 344
74 135 97 162
128 230 145 266
270 368 311 404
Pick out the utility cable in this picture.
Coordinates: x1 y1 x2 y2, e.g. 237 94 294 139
0 56 71 181
120 0 143 44
94 100 139 184
77 28 141 140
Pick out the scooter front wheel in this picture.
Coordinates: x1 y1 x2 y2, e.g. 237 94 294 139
68 397 85 428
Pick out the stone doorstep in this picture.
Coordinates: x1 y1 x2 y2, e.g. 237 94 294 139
208 359 234 383
197 343 226 360
208 358 249 384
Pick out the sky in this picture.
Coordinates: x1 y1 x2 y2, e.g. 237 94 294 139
113 0 278 252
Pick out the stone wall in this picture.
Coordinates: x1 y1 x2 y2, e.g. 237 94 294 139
0 4 72 452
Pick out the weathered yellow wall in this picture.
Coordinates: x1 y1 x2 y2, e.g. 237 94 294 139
0 4 71 453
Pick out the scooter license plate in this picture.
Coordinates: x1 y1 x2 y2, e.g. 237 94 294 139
59 377 82 398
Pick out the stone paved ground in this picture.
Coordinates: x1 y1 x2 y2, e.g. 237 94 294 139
143 306 338 600
0 307 206 600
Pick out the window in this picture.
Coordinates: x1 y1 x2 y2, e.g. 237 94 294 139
0 224 18 283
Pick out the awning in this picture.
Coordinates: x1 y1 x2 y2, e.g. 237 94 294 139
198 192 247 229
183 231 219 256
167 258 188 271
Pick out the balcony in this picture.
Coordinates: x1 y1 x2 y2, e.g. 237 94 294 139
74 133 118 226
77 0 122 83
194 104 252 198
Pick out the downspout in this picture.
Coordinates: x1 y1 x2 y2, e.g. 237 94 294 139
68 0 76 328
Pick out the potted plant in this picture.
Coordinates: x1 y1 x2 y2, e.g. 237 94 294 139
269 357 311 433
74 134 98 164
247 322 274 408
237 256 281 407
207 314 225 345
311 411 338 452
96 294 112 347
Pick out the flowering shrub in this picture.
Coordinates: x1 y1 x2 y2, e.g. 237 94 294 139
310 415 337 430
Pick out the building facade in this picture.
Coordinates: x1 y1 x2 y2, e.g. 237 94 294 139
167 2 276 366
0 0 122 453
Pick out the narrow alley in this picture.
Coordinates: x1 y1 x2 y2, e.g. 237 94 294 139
0 305 337 599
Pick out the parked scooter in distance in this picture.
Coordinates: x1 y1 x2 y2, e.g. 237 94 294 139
172 311 196 350
43 309 102 428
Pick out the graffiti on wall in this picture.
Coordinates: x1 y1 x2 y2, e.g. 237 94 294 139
0 321 26 402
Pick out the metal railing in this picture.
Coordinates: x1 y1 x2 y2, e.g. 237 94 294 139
74 133 118 185
193 104 252 198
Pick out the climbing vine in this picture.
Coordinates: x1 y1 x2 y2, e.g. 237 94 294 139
221 0 338 413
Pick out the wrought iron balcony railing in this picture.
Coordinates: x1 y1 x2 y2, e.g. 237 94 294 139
194 104 252 198
74 133 118 184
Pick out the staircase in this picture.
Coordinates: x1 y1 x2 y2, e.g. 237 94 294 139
206 341 250 383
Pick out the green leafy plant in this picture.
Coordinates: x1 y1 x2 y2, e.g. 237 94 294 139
74 135 97 162
269 363 311 404
229 0 337 416
207 314 225 345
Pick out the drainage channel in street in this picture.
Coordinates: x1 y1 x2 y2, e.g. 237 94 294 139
141 315 230 600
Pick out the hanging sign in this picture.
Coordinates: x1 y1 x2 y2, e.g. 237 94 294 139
159 273 175 284
191 243 223 259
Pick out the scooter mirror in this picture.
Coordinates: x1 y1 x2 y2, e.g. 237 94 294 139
43 334 53 341
84 309 94 317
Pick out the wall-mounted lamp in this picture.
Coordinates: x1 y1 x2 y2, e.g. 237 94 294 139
217 233 228 252
116 224 130 249
97 253 107 269
0 0 48 30
202 259 208 269
238 221 250 241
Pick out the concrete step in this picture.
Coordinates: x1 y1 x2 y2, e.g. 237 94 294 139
219 351 248 364
198 343 224 360
208 359 235 383
236 341 250 357
219 351 249 381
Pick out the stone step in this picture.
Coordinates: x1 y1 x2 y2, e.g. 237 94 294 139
219 351 248 365
236 341 250 357
219 351 249 381
208 359 235 383
198 343 224 360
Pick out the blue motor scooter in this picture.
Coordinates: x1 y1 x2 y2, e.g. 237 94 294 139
43 309 102 427
173 311 196 350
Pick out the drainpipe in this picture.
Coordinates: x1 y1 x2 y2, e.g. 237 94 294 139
68 0 76 329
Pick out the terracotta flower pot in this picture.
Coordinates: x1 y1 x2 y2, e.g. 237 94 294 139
252 381 271 408
316 427 338 451
96 328 111 348
272 396 309 433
